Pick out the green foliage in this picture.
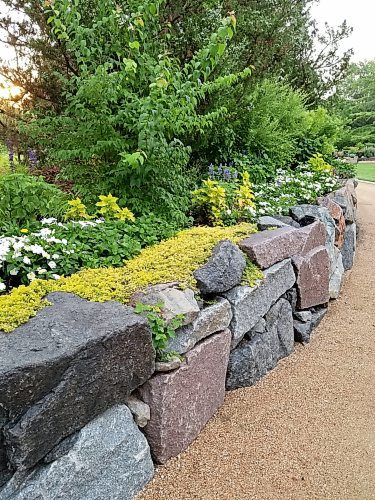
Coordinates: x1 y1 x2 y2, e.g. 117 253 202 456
330 158 357 179
0 174 67 231
334 61 375 149
0 214 181 291
23 1 251 224
234 79 308 167
192 172 256 226
308 154 333 174
134 302 184 354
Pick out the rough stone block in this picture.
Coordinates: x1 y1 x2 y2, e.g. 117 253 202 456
293 246 330 309
329 252 345 299
239 226 303 269
341 223 357 271
297 221 326 256
1 406 154 500
131 283 200 326
290 205 336 273
165 298 232 354
226 299 294 390
328 186 356 223
0 293 155 474
223 259 296 348
317 196 346 248
193 240 246 295
271 215 300 228
138 330 231 464
257 216 288 231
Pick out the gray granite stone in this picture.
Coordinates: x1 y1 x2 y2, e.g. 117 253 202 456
341 223 357 271
165 298 232 354
0 292 154 474
1 406 154 500
223 259 295 348
194 240 246 295
226 299 294 390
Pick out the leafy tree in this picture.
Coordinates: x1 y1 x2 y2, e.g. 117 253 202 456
334 61 375 148
21 0 250 224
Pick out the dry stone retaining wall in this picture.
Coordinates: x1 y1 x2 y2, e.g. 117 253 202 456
0 180 358 499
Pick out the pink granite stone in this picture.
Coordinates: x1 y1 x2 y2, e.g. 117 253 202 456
317 197 346 249
298 221 326 256
138 330 231 464
293 246 330 309
239 226 304 269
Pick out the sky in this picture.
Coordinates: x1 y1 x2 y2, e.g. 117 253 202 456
311 0 375 62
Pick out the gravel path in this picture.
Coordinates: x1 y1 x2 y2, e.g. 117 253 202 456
138 182 375 500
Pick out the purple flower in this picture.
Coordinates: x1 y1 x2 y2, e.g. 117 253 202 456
233 170 238 179
27 148 39 169
6 139 14 162
223 168 231 181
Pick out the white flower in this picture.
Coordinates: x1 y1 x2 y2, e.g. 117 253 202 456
41 217 57 225
52 254 60 260
61 239 68 245
48 261 57 269
226 209 232 215
52 274 61 280
39 228 52 237
0 282 6 291
10 269 19 276
27 272 36 281
23 256 31 265
37 268 48 275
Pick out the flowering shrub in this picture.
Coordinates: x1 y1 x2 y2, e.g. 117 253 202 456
0 215 181 293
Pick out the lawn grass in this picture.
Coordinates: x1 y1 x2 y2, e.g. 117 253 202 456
356 162 375 182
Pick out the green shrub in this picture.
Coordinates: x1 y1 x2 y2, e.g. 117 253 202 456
0 174 67 231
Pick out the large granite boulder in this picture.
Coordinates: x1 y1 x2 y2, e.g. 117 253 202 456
293 246 330 309
329 251 345 299
226 299 294 390
165 298 232 355
222 259 296 348
317 197 346 248
341 223 357 271
193 240 246 295
138 330 231 464
0 293 155 477
290 205 336 273
1 406 154 500
130 283 200 326
239 226 303 269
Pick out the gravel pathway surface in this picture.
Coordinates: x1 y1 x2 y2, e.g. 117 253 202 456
138 182 375 500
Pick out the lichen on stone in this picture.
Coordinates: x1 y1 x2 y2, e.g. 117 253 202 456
0 223 260 333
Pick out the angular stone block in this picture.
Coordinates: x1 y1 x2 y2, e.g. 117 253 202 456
165 298 232 354
290 205 336 274
298 221 326 256
329 252 345 299
317 196 346 248
239 226 303 269
194 240 246 295
226 299 294 390
293 246 330 309
257 216 288 231
341 223 357 271
1 406 154 500
0 293 155 474
138 330 231 464
131 283 200 326
328 186 356 223
223 259 296 347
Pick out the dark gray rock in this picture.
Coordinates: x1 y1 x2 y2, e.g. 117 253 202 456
1 406 154 500
164 298 232 354
294 320 313 343
311 307 328 329
294 306 328 344
223 259 295 348
294 310 312 323
0 292 155 473
257 216 288 231
226 299 294 390
341 223 357 271
43 433 79 465
271 216 300 228
245 318 267 340
282 288 298 312
194 240 246 295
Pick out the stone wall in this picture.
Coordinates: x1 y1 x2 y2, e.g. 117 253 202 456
0 180 358 499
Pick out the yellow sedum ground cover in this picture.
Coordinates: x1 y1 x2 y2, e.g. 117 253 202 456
0 223 261 333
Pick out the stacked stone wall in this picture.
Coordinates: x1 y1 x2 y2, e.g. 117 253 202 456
0 180 358 499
